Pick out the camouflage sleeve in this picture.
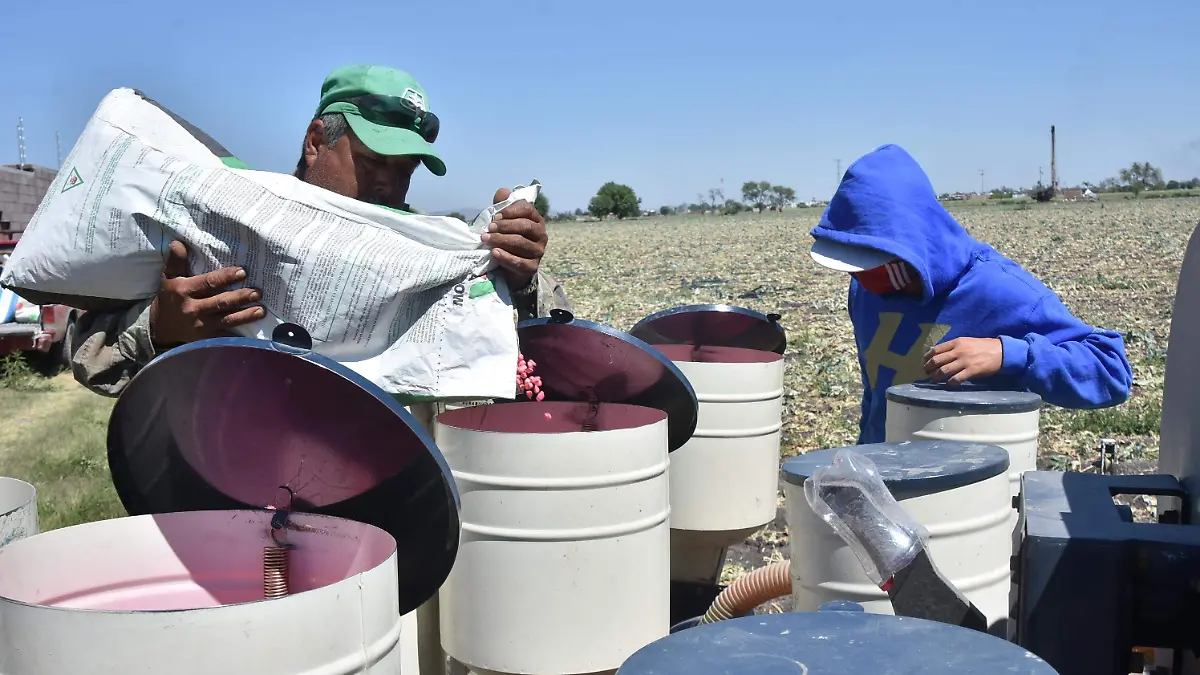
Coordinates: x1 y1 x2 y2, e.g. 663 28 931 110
535 270 572 316
512 269 572 321
68 299 158 398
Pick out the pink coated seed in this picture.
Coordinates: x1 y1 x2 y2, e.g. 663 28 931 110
544 411 552 419
526 390 534 399
536 391 545 402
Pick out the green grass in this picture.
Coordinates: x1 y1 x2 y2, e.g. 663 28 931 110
0 373 123 531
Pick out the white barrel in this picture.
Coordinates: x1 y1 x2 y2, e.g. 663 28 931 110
434 401 671 675
654 344 782 583
783 441 1014 629
884 384 1042 499
0 477 37 548
0 510 400 675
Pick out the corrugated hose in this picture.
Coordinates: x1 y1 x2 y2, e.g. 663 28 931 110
699 560 792 625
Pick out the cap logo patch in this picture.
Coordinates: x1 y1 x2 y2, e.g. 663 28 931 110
402 88 427 112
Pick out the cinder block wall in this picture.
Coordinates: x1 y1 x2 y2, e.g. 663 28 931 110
0 165 57 242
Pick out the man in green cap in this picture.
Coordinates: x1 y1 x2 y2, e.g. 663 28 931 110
69 64 571 396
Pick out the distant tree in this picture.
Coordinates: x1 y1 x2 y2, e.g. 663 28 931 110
533 193 551 219
573 207 584 217
709 187 725 208
447 211 467 221
721 200 746 215
765 184 796 210
741 181 771 210
1118 162 1165 195
589 182 642 219
659 205 674 216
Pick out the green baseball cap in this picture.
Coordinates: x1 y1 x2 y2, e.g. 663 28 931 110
316 64 446 176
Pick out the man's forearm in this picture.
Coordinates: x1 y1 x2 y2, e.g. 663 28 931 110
70 299 157 397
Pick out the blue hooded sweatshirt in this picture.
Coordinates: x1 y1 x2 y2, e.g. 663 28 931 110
811 144 1133 444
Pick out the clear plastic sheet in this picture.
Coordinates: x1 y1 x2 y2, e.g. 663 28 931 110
802 449 928 586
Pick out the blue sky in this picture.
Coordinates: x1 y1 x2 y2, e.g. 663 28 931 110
3 0 1198 213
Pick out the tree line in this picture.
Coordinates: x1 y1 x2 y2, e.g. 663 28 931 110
942 162 1200 201
490 161 1199 223
542 179 803 221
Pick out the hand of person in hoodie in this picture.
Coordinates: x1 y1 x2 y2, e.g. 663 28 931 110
922 338 1004 385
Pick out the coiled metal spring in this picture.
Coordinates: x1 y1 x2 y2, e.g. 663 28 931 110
264 485 294 600
263 546 290 599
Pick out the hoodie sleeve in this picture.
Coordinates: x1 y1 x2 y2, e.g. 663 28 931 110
996 293 1132 409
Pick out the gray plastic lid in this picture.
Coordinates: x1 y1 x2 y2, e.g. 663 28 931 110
107 323 461 616
516 310 698 451
629 304 786 354
781 441 1010 500
886 383 1042 413
617 612 1056 675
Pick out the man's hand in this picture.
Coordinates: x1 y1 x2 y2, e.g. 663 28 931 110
149 240 265 347
923 337 1004 386
484 188 548 290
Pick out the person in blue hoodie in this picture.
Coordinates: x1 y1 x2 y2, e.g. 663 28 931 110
808 144 1133 444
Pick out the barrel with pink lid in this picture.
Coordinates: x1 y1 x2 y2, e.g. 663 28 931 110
630 305 787 612
0 324 463 675
433 312 698 675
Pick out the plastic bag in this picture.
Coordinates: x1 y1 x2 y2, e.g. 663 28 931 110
802 449 928 586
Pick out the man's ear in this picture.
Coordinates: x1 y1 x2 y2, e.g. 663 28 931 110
302 118 325 170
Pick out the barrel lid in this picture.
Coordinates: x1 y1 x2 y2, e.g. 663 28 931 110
106 323 461 616
629 304 786 354
517 310 698 452
616 612 1056 675
886 383 1042 413
781 441 1009 500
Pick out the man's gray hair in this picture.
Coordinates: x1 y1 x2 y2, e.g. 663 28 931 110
294 112 349 179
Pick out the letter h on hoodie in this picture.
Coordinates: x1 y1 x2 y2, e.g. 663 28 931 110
810 145 1133 445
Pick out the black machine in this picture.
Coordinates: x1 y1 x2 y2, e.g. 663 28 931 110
1014 471 1200 675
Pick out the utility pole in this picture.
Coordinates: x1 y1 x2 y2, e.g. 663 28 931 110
836 159 842 186
17 117 26 169
979 169 986 194
1050 125 1058 193
55 131 62 169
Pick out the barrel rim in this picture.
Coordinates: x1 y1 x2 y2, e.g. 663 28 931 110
0 476 36 518
629 304 787 354
516 316 699 452
0 510 397 613
886 383 1043 413
619 611 1056 674
780 441 1011 500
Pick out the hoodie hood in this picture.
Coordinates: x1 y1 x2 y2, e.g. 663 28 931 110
810 144 980 304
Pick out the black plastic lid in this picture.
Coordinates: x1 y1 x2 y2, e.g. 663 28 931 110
516 310 698 451
629 304 786 354
781 441 1009 500
107 323 461 615
886 383 1043 413
617 611 1056 675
